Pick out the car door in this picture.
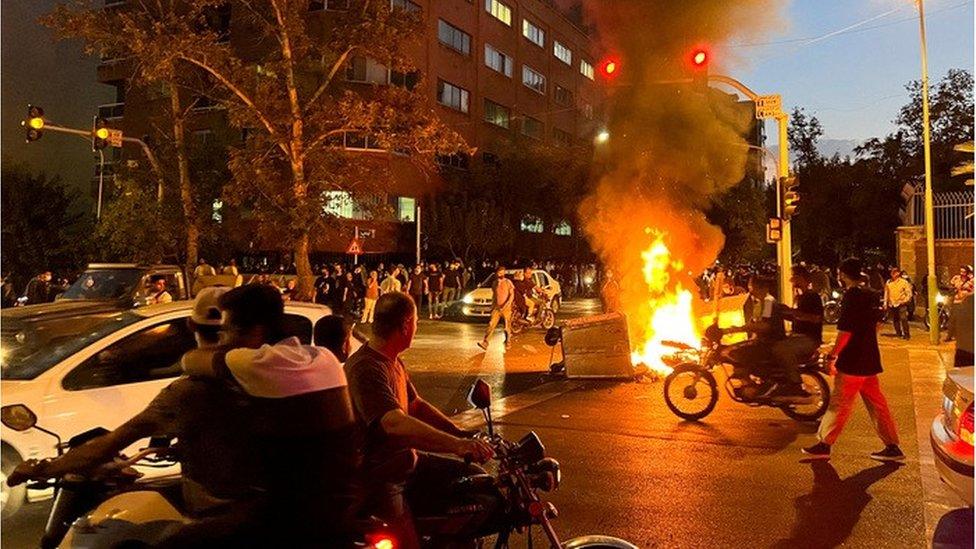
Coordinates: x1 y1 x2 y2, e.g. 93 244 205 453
43 315 195 447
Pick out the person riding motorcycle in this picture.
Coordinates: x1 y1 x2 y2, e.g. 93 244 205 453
6 287 268 547
344 292 493 549
518 267 545 320
719 275 806 400
180 285 361 546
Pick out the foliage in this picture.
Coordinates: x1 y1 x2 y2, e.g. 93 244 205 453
0 164 94 284
707 179 769 264
94 179 182 264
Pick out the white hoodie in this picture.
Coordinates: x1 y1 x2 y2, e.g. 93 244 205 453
224 337 347 398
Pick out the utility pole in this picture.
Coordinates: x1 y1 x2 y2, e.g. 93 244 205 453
916 0 940 344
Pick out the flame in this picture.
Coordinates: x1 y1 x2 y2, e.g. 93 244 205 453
629 231 701 375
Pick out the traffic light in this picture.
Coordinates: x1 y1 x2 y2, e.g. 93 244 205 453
781 174 800 218
599 57 620 81
688 47 710 91
23 105 44 142
92 116 110 151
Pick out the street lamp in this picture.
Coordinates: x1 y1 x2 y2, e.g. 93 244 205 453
914 0 939 344
595 130 610 144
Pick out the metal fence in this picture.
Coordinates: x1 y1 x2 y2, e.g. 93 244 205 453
910 185 974 240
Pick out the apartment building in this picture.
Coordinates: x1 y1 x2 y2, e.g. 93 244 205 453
95 0 605 257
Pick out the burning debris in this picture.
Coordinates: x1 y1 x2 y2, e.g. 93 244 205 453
580 0 786 373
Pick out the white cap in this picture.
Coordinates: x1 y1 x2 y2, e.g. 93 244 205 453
191 286 229 326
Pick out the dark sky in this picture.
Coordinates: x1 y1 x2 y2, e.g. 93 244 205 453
2 0 114 205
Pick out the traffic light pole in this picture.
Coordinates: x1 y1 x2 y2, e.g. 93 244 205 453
40 122 165 203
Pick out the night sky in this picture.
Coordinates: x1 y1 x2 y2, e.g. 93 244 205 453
2 0 114 206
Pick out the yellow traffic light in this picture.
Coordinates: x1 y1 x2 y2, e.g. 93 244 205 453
28 117 44 130
95 127 110 140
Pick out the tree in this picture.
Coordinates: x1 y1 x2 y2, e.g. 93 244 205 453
167 0 465 298
706 179 768 264
787 107 824 169
45 1 224 280
94 179 182 264
1 164 94 286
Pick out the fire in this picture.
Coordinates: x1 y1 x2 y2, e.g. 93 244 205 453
629 231 701 375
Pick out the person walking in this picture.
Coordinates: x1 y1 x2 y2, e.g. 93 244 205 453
883 267 912 340
478 265 515 351
362 271 380 323
427 264 445 319
803 258 904 462
407 265 428 318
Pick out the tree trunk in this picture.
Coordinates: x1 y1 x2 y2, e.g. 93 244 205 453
294 231 314 301
169 83 200 288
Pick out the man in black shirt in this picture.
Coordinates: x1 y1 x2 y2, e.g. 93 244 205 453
772 266 824 400
803 258 903 462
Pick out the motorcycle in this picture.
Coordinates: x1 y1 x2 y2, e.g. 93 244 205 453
922 292 952 331
510 298 556 334
661 325 831 423
407 380 637 548
0 404 395 549
823 288 843 325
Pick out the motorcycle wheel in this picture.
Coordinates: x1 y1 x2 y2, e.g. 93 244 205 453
510 318 525 335
823 303 841 325
780 371 831 422
541 309 556 330
663 364 718 421
1 444 25 519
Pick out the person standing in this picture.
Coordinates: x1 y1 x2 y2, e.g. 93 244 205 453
221 259 239 276
24 271 53 305
427 264 445 319
314 267 332 305
194 259 216 279
601 269 621 314
362 271 380 323
803 258 903 462
883 267 912 340
406 265 428 318
443 261 462 306
381 267 402 295
478 265 515 350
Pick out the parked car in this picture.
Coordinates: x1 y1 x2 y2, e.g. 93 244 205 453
931 366 974 507
0 300 333 518
452 269 562 320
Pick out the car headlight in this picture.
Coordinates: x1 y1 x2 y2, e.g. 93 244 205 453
462 293 475 304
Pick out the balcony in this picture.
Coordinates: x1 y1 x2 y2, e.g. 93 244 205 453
98 103 125 121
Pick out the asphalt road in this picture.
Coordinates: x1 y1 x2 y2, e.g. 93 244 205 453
3 299 971 548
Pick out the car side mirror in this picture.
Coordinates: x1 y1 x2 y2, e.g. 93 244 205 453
467 379 492 410
1 404 37 432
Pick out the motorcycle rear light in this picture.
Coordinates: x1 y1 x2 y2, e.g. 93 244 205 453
369 536 395 549
959 403 974 447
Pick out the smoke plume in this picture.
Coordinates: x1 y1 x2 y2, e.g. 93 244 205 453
580 1 787 348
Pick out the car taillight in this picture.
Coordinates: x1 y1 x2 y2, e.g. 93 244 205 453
368 535 396 549
959 403 974 447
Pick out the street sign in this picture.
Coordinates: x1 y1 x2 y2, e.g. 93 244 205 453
346 237 363 255
107 129 123 148
755 94 782 119
766 218 782 243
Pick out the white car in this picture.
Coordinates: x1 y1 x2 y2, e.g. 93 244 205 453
457 270 562 319
1 300 333 518
931 366 974 507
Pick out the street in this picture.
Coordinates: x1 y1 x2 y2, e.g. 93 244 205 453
3 298 971 548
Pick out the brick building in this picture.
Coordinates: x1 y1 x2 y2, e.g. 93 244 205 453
95 0 605 261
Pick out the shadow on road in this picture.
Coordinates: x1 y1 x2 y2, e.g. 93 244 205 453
933 508 975 549
772 461 902 549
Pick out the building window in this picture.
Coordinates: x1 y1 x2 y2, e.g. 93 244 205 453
438 20 471 56
580 60 595 80
346 56 389 84
554 220 572 236
522 19 544 47
391 0 420 12
190 96 221 111
482 151 499 167
554 85 573 106
484 99 511 129
580 102 593 120
553 128 573 146
520 215 544 233
521 116 543 140
436 153 470 170
309 0 348 10
212 199 223 223
522 65 546 95
390 70 419 90
323 191 356 219
485 0 511 26
484 44 513 78
554 42 572 66
397 197 416 222
437 79 469 113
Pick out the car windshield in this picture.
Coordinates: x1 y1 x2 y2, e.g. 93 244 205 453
60 269 144 301
1 312 144 380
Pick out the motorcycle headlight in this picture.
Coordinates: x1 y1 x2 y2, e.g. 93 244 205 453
832 290 841 299
527 457 561 492
936 293 947 304
462 293 475 304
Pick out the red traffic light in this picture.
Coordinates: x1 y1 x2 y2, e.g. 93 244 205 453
599 58 620 79
691 48 708 67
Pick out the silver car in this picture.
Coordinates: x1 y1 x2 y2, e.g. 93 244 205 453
931 366 974 506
